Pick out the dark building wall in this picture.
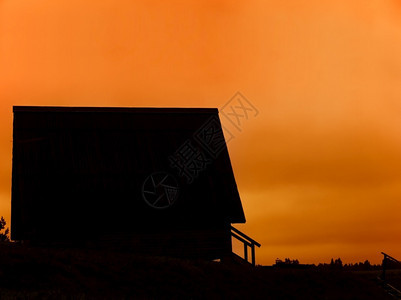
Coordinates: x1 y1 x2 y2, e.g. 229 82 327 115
12 107 245 259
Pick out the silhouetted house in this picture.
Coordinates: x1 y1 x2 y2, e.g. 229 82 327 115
11 106 250 260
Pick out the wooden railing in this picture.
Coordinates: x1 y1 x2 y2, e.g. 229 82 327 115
381 252 401 280
380 252 401 299
231 226 261 266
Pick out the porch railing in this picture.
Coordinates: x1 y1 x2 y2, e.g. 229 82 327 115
380 252 401 299
381 252 401 281
231 226 261 266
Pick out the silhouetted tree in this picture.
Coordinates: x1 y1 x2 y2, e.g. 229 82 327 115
335 258 343 268
329 258 343 269
363 260 371 268
0 216 10 242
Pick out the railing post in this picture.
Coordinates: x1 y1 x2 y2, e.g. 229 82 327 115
382 255 387 281
380 252 401 281
251 244 255 266
244 244 248 262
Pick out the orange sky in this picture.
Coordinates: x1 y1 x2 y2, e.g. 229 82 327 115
1 0 401 265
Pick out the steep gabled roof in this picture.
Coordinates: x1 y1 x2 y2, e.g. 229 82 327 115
12 106 245 240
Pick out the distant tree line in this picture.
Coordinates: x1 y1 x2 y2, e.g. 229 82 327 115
274 258 313 269
317 258 382 271
274 257 382 270
275 258 299 266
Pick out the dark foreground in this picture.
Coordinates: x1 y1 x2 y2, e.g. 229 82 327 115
0 243 392 299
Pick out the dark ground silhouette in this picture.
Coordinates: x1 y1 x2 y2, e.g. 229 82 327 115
0 243 393 299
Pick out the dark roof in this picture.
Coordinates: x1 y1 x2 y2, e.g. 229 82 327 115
13 106 217 114
12 106 246 240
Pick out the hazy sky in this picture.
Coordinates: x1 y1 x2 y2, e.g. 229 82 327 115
1 0 401 265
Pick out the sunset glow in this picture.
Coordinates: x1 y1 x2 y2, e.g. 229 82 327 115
1 0 401 265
